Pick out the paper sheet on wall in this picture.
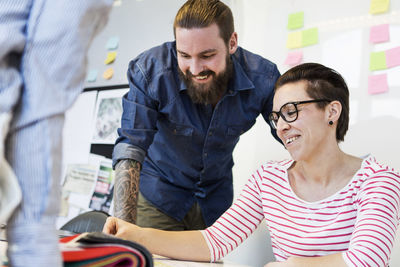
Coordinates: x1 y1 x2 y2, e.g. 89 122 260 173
92 88 129 144
321 29 362 89
371 99 400 119
62 91 97 181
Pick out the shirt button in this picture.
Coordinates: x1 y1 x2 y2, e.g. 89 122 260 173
173 129 177 134
229 90 233 94
204 152 208 157
208 131 212 136
201 169 205 174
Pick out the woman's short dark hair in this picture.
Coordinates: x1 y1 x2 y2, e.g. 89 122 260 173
173 0 234 45
275 63 350 142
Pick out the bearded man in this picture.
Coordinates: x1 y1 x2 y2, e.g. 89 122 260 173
112 0 280 230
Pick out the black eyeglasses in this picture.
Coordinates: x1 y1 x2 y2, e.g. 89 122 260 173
268 99 331 129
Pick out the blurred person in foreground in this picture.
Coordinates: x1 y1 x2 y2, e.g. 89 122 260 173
0 1 112 266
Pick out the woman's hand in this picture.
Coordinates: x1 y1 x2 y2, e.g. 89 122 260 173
103 216 140 242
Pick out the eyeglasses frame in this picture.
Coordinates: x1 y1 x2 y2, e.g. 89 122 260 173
269 99 331 129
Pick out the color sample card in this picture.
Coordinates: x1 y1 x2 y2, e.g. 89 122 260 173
288 11 304 30
368 73 388 95
369 0 390 14
370 51 387 70
369 24 390 43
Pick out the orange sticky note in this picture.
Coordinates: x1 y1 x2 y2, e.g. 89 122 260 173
103 68 114 80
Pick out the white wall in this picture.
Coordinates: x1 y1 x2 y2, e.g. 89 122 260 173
226 1 400 266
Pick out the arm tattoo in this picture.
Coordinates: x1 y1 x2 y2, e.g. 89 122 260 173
113 159 141 223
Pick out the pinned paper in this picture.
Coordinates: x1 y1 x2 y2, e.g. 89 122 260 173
86 70 98 82
286 31 302 49
369 24 390 43
369 0 390 14
370 51 387 70
103 68 114 80
288 11 304 30
106 36 119 50
104 51 117 65
302 27 319 47
284 51 303 66
386 46 400 68
368 73 388 95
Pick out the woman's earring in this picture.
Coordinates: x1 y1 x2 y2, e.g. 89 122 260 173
329 121 333 125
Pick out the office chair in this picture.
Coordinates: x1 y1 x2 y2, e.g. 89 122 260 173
60 210 110 234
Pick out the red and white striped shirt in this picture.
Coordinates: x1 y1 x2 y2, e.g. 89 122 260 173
202 155 400 267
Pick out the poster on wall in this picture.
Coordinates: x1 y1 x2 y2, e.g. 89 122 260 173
92 88 129 144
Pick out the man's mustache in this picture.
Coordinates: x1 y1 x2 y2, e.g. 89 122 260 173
185 70 215 78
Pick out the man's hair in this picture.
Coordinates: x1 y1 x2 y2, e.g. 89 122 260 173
173 0 234 44
275 63 350 142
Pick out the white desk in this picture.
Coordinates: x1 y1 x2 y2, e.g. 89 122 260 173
154 256 252 267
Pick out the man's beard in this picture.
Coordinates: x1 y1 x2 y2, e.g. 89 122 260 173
179 55 233 105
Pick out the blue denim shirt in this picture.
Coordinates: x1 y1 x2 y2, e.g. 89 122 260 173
113 41 280 226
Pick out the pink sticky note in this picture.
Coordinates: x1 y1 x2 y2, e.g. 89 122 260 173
284 51 303 66
368 73 388 95
369 24 390 44
386 46 400 68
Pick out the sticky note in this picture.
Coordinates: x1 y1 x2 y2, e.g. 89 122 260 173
288 11 304 30
386 46 400 68
106 36 119 50
369 0 390 14
284 51 303 66
369 24 390 44
368 74 388 95
86 70 98 82
103 68 114 80
370 51 387 71
286 31 302 49
104 51 117 65
302 27 319 47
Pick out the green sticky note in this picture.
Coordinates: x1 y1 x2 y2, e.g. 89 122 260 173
288 11 304 30
287 31 302 49
302 27 319 47
370 51 387 70
369 0 390 14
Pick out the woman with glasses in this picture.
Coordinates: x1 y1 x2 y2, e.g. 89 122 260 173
103 63 400 267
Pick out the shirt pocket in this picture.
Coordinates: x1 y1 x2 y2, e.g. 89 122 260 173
226 121 254 136
167 121 194 136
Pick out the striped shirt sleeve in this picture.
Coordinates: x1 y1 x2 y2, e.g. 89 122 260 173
343 170 400 267
201 167 266 262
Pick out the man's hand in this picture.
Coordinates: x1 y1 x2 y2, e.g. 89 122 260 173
113 159 141 223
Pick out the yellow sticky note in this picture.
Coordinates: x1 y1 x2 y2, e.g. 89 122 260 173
103 68 114 80
287 31 302 49
288 11 304 30
369 51 387 70
302 27 319 47
369 0 390 14
104 51 117 65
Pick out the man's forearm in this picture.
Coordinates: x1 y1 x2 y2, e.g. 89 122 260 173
113 159 141 223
